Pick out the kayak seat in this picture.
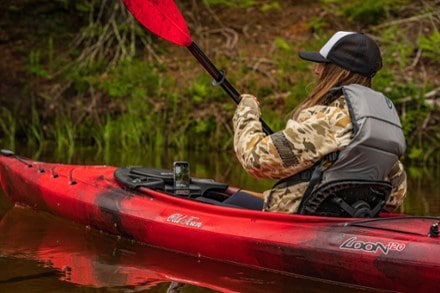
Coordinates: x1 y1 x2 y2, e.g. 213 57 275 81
298 180 392 218
195 190 264 210
194 196 240 208
190 178 229 198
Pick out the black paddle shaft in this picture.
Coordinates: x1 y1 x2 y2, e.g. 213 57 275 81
187 42 273 135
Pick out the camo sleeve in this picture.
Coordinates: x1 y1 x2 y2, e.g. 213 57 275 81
233 94 352 179
384 160 407 211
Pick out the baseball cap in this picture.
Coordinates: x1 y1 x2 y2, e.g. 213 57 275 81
298 31 382 77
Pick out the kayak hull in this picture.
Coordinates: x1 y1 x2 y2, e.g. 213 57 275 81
0 153 439 291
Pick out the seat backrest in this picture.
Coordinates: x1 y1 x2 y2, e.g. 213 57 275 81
298 180 392 217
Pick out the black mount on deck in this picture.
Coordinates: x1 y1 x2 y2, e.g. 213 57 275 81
114 166 229 199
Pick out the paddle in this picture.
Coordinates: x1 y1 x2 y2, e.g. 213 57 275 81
122 0 273 135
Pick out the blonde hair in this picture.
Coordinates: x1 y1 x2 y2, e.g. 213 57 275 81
291 63 372 119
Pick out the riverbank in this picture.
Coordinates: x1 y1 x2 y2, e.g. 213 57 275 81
0 0 439 164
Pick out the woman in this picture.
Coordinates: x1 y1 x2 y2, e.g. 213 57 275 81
233 31 407 214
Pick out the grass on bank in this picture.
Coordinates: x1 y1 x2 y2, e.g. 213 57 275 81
0 0 439 165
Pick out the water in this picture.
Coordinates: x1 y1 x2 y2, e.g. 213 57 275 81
0 146 439 292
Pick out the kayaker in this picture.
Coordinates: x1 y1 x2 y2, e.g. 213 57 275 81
233 31 407 214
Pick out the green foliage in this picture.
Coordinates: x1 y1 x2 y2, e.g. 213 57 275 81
342 0 390 25
7 0 440 165
188 77 210 103
79 23 103 38
380 26 416 69
308 17 328 33
74 1 93 13
81 60 163 149
194 119 209 134
202 0 256 8
371 17 439 164
54 114 75 153
274 37 291 52
273 37 296 72
27 50 51 78
419 30 440 63
260 2 281 12
99 60 160 98
401 103 428 136
27 107 45 148
25 37 55 77
0 108 16 149
322 0 410 25
374 68 422 103
202 0 281 11
408 147 424 162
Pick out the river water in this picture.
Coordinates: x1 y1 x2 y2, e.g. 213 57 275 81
0 146 439 292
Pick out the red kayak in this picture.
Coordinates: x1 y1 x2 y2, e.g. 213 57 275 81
0 149 439 291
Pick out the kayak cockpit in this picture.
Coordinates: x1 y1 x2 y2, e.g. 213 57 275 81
114 166 390 218
0 150 406 220
114 166 264 210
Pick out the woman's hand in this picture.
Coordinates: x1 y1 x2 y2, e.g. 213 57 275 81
240 94 260 106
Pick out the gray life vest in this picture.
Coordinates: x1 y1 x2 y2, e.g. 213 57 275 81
294 84 407 217
320 84 406 185
270 84 406 216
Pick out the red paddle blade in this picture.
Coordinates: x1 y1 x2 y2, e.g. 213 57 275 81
122 0 192 47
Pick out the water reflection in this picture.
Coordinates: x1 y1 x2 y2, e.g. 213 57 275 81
404 166 440 215
0 207 368 292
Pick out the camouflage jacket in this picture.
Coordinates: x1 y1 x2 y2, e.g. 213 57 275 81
233 94 407 213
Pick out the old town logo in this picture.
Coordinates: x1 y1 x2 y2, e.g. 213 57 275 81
167 213 203 228
340 237 406 255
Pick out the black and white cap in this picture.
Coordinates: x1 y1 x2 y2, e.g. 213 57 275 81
299 31 382 77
